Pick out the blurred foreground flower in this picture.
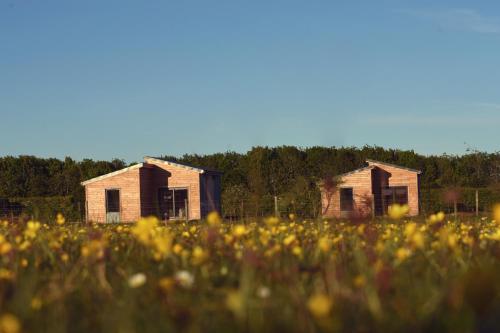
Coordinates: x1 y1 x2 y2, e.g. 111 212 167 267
395 247 411 263
257 286 271 299
0 313 20 333
307 293 332 318
128 273 146 288
24 221 41 239
226 290 245 319
427 211 445 224
131 217 158 245
56 213 65 225
0 235 12 255
207 211 222 227
493 204 500 222
388 204 409 220
175 270 194 289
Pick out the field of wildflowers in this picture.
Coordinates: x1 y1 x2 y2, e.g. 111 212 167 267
1 206 500 333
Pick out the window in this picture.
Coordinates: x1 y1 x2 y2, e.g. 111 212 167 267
105 189 120 223
158 188 189 220
382 186 408 213
383 186 408 205
106 189 120 213
340 188 354 211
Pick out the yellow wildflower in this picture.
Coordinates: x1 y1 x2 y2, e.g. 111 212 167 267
131 217 158 245
31 297 42 310
388 204 409 220
395 247 411 262
0 242 12 255
0 269 14 280
283 234 296 246
191 246 208 265
264 216 280 227
24 221 41 239
307 293 332 318
292 246 303 258
56 213 65 225
20 259 28 268
428 211 445 224
61 253 69 262
494 204 500 222
0 313 21 333
158 277 175 293
151 229 172 260
353 275 366 288
232 225 246 238
226 290 245 319
207 211 222 227
318 236 332 253
173 243 183 255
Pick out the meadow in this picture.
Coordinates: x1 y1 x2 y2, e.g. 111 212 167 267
1 206 500 333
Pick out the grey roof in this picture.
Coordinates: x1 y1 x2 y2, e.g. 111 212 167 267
366 159 422 174
143 156 222 174
333 159 422 180
81 163 144 186
335 165 376 178
81 157 223 186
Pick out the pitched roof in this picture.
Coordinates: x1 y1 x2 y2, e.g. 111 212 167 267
331 159 422 181
81 157 223 186
333 165 374 178
143 156 222 174
366 159 422 174
81 163 144 186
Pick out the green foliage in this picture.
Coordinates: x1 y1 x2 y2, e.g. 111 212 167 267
10 196 81 222
0 146 498 221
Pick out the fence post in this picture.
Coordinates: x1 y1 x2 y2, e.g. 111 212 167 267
475 190 479 217
77 202 81 223
371 194 375 220
454 200 458 220
274 196 279 218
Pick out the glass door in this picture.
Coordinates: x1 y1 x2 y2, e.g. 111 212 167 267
158 188 188 220
105 189 120 223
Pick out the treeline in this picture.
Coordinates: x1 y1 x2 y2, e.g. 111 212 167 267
0 146 499 220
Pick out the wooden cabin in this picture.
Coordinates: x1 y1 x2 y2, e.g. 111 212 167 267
81 157 222 223
321 159 421 218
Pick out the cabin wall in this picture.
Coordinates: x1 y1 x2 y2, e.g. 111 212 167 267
321 168 373 218
144 160 202 220
85 168 141 223
367 162 419 216
321 162 420 219
200 173 222 217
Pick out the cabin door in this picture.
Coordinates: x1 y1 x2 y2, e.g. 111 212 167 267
382 186 408 214
105 189 120 223
158 188 188 220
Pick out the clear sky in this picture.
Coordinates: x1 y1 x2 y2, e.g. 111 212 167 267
1 0 499 162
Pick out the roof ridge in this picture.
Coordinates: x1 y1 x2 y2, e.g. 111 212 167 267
365 159 422 174
143 156 206 173
81 163 144 186
335 165 375 178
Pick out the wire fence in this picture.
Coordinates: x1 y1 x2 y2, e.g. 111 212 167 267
0 187 499 223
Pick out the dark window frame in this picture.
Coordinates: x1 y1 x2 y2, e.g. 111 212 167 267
157 187 189 220
105 189 120 213
340 187 354 212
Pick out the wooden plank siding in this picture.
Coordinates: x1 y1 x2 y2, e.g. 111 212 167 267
85 167 142 223
143 159 202 220
321 160 420 219
82 157 222 223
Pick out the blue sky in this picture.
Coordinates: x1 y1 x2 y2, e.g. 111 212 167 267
1 0 499 162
